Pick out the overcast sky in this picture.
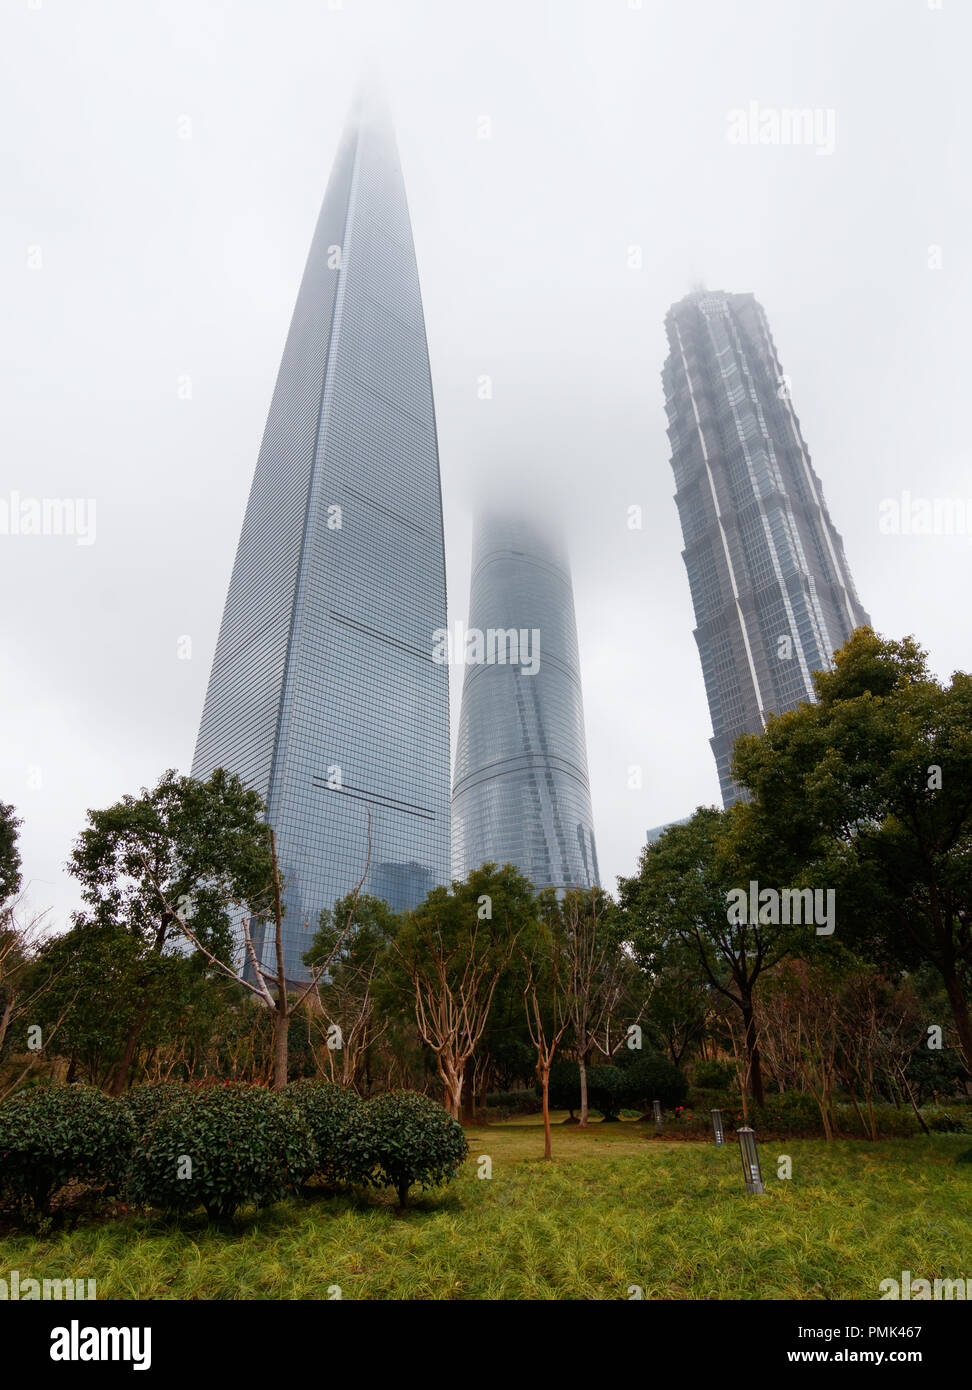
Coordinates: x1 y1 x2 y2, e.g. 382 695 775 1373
2 0 970 931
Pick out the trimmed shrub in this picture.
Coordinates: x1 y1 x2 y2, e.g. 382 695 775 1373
546 1061 582 1115
121 1082 187 1137
543 1063 629 1121
285 1078 362 1185
0 1085 136 1214
587 1066 626 1121
484 1089 540 1117
616 1051 689 1112
343 1090 468 1207
127 1083 315 1220
755 1091 823 1135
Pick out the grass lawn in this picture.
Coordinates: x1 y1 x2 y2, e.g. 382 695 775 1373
1 1114 968 1300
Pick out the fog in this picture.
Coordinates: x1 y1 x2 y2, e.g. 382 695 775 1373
2 0 969 928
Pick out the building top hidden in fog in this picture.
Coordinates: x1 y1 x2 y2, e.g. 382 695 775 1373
451 510 599 893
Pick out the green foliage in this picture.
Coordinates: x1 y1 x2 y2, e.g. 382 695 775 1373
127 1083 315 1220
485 1089 540 1116
284 1079 362 1185
0 800 22 907
693 1059 735 1090
755 1090 826 1134
25 923 233 1088
731 628 972 1070
615 1050 690 1110
918 1106 970 1134
343 1090 468 1206
121 1082 187 1136
0 1085 136 1214
546 1060 582 1113
543 1063 628 1120
587 1067 626 1121
69 767 274 963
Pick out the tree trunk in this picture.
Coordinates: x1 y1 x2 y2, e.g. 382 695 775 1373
397 1178 410 1208
942 966 972 1078
272 1006 289 1091
541 1063 552 1159
578 1053 589 1127
109 994 150 1096
741 997 765 1106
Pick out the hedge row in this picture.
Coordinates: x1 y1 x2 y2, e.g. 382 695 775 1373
0 1081 468 1221
545 1053 689 1120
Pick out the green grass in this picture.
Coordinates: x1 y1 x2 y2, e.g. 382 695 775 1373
1 1114 968 1300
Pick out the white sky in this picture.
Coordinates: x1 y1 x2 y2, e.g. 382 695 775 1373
2 0 970 931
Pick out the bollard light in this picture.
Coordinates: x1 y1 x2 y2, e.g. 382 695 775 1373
653 1098 663 1130
737 1125 765 1194
711 1108 724 1146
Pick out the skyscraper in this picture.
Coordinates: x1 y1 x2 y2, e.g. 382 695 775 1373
451 512 599 892
663 289 869 805
192 88 450 980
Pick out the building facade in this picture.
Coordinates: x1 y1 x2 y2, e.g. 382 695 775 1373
451 512 599 892
663 290 869 804
192 89 450 980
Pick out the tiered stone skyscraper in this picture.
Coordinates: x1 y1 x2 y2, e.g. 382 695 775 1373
192 88 450 979
451 512 599 891
663 290 869 804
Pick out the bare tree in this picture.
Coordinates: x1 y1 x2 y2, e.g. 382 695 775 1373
0 898 73 1100
522 938 571 1159
397 915 515 1118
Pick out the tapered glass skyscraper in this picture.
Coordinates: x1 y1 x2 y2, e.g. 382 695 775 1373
192 88 450 979
663 289 869 804
451 513 599 892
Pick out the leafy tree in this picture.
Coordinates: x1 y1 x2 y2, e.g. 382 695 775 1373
0 801 22 911
732 628 972 1078
619 807 802 1105
26 920 232 1089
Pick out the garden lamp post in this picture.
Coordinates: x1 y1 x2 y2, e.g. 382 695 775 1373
653 1099 662 1131
711 1109 724 1146
737 1126 765 1194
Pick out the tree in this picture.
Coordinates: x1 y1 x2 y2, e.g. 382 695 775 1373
393 864 532 1117
68 768 276 1094
148 817 371 1091
732 628 972 1080
522 907 571 1158
559 887 643 1125
619 806 803 1105
0 801 23 912
301 893 400 1088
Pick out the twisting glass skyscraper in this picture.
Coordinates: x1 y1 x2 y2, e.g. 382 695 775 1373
192 88 450 980
451 512 599 892
663 289 869 805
